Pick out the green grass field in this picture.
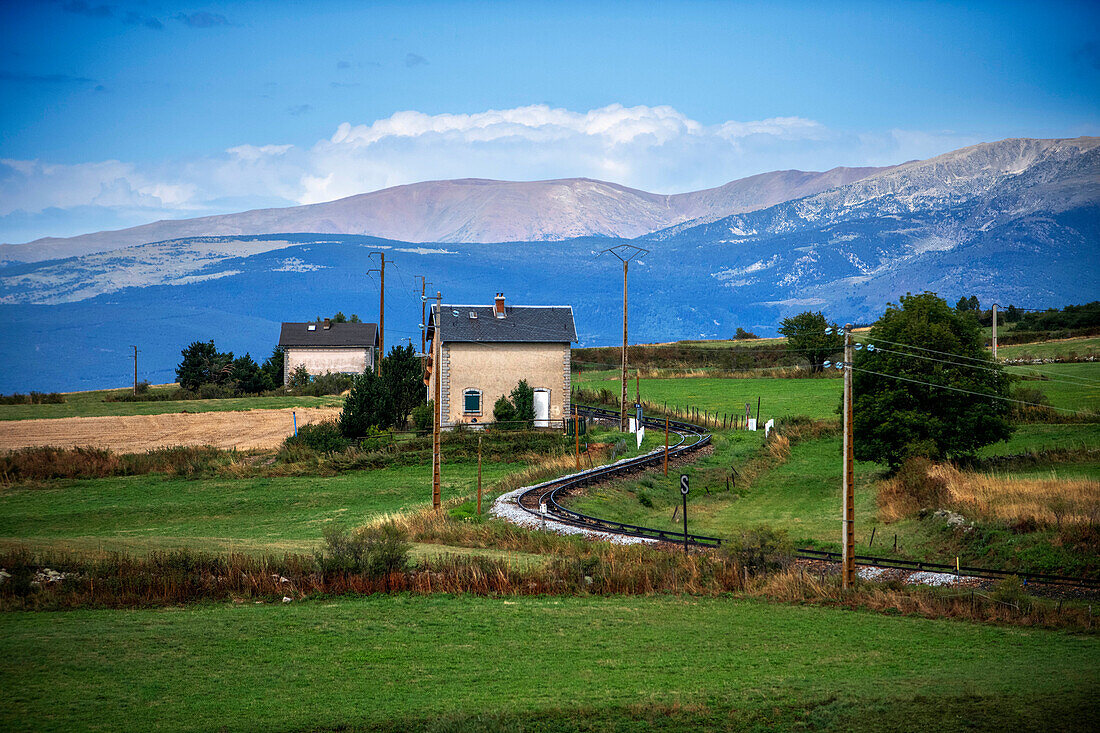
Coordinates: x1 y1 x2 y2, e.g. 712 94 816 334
0 386 342 421
1 595 1095 732
576 362 1100 418
1004 362 1100 414
997 336 1100 360
0 461 521 555
576 373 844 420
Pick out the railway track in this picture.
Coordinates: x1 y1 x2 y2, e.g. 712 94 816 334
500 404 1100 590
513 404 723 547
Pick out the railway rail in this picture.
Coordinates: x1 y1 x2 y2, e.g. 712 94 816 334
515 404 722 546
505 404 1100 590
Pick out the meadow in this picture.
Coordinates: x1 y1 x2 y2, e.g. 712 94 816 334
2 594 1096 732
0 385 342 421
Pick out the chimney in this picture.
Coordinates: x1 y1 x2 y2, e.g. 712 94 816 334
323 318 331 330
494 293 506 319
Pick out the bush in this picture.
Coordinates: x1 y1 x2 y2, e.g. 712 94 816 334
493 394 516 425
340 371 392 438
284 419 350 452
894 456 950 508
734 327 758 340
0 392 65 405
316 523 410 578
721 526 794 573
135 380 151 395
287 364 312 390
412 402 433 436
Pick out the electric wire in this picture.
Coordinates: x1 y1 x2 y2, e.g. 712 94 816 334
863 346 1100 389
847 365 1089 415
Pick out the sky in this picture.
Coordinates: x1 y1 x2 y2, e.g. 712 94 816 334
1 0 1098 244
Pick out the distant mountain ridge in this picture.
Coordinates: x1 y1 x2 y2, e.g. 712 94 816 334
0 167 888 263
1 136 1097 392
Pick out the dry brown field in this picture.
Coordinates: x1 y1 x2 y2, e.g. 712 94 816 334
0 407 340 452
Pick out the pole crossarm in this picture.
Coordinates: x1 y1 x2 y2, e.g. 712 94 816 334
597 244 649 431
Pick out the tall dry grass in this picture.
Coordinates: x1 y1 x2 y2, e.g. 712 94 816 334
878 458 1100 527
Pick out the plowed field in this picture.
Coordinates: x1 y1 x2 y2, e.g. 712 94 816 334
0 407 340 452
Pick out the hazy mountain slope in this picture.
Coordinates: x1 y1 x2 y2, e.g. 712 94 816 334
0 168 888 263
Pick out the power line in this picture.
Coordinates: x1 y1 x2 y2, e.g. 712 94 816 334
848 364 1090 415
863 346 1100 389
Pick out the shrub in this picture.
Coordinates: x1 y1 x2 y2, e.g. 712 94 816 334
316 523 410 578
135 380 151 395
734 327 758 340
721 526 794 574
493 394 516 425
0 392 65 405
412 402 433 436
284 419 350 453
340 371 392 437
894 456 949 507
287 364 312 390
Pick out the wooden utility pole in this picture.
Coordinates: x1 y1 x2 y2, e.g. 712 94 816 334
842 323 855 589
598 244 648 431
431 291 443 509
130 345 138 395
477 435 482 516
416 276 431 372
992 303 998 360
368 252 389 374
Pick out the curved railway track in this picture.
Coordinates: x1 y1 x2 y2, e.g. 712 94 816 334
503 404 1099 590
514 404 722 546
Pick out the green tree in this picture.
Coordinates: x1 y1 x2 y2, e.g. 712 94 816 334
853 292 1013 467
287 364 312 390
232 353 267 394
493 394 516 425
260 346 285 389
340 370 393 438
382 343 425 427
333 312 347 323
734 327 758 340
176 340 234 391
778 312 843 373
510 380 535 428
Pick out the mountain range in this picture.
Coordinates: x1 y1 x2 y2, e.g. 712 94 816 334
0 136 1096 392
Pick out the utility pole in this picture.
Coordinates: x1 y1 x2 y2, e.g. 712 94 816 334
368 252 389 375
416 276 431 372
598 244 648 431
841 323 855 590
477 434 482 516
431 290 443 509
575 415 581 471
130 345 139 395
992 303 998 360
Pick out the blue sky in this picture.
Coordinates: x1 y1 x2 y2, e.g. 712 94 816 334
2 0 1098 243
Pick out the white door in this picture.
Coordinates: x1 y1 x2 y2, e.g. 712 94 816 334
533 389 550 428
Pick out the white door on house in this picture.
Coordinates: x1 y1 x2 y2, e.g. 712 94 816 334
533 389 550 428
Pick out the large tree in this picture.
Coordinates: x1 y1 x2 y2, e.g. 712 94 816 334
382 343 425 427
778 311 843 373
340 371 392 438
176 340 234 391
853 292 1013 467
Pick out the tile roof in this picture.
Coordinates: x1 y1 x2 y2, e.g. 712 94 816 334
430 304 577 344
278 321 378 348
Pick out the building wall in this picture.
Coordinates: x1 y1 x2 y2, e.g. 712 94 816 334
284 346 372 384
431 341 571 426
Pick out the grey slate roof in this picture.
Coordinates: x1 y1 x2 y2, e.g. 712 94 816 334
431 305 576 344
278 322 378 348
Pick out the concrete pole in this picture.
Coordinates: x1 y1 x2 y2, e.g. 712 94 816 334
842 323 855 590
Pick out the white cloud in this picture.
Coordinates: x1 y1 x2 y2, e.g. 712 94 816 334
0 103 980 243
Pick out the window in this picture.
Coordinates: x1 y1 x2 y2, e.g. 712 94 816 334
463 389 482 414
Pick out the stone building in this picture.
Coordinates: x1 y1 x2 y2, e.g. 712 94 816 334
425 294 577 427
278 319 379 384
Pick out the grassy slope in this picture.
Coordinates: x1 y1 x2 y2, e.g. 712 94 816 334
996 336 1100 359
1004 362 1100 413
568 422 1099 571
0 462 522 555
575 373 844 420
0 386 342 421
2 595 1096 733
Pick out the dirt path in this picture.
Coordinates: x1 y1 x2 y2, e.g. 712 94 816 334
0 407 341 452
